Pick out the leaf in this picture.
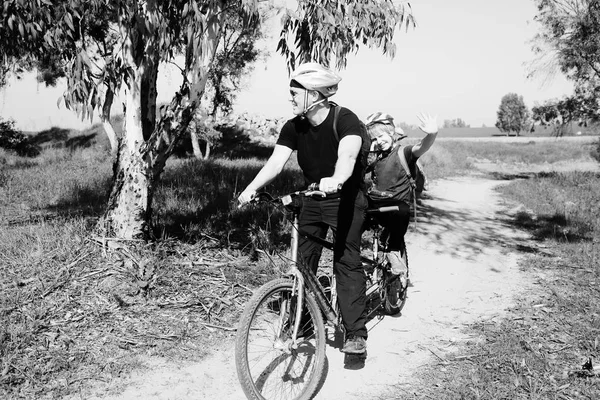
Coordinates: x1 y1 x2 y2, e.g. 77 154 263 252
64 12 74 31
79 50 92 69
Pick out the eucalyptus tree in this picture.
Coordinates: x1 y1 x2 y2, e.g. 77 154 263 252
531 92 599 136
1 0 415 239
531 0 600 121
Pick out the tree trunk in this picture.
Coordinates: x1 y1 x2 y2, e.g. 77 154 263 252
101 88 118 155
102 120 118 155
190 128 203 159
103 142 153 239
100 18 159 239
203 141 211 160
99 6 224 239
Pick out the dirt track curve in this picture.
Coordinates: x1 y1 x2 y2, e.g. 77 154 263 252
79 173 541 400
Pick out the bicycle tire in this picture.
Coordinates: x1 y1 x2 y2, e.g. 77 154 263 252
235 278 327 400
383 243 409 315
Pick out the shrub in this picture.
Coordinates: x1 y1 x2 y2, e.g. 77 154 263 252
0 118 39 157
592 137 600 163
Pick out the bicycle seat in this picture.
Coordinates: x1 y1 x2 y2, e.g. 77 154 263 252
364 206 399 232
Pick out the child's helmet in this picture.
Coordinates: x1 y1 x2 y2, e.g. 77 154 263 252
366 111 407 140
366 112 395 127
290 63 341 97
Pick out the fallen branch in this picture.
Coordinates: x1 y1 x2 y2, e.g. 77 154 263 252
201 322 236 331
451 353 488 361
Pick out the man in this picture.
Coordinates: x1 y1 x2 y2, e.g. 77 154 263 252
238 62 370 354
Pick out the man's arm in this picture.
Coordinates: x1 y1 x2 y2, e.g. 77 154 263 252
320 135 362 192
238 145 293 204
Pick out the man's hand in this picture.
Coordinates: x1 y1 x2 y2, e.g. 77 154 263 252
417 112 438 135
237 188 256 207
319 177 343 193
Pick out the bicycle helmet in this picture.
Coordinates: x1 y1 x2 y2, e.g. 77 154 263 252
366 111 407 140
365 112 395 127
290 62 341 98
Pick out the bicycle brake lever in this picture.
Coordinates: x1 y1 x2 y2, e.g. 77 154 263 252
305 190 326 197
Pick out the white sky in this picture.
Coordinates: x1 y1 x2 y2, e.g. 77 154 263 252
0 0 573 131
234 0 574 127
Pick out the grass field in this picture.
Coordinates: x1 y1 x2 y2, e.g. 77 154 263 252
1 124 600 399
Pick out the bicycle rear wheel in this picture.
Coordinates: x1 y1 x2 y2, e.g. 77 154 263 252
383 244 409 315
235 278 326 400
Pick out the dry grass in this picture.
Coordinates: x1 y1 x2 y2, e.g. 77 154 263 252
401 171 600 400
1 127 599 398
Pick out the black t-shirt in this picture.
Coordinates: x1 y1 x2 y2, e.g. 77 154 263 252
277 106 366 192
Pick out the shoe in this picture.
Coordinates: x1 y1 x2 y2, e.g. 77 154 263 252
387 251 407 276
342 335 367 354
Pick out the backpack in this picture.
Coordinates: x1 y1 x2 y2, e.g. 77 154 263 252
397 148 428 221
364 144 428 222
398 149 428 200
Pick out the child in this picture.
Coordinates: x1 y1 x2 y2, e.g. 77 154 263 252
364 111 438 282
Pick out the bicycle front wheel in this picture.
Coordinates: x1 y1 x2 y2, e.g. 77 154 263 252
235 278 327 400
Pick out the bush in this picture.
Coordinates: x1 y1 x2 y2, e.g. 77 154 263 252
592 137 600 163
0 118 39 157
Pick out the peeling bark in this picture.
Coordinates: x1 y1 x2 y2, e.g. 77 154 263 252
100 5 224 239
103 143 153 239
190 128 203 159
103 120 118 154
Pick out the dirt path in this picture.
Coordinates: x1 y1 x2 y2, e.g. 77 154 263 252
89 175 535 400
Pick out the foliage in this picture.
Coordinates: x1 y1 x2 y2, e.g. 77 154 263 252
0 0 418 239
531 0 600 100
277 0 415 70
204 7 266 117
495 93 530 135
0 118 38 157
593 137 600 162
531 92 600 136
442 118 469 129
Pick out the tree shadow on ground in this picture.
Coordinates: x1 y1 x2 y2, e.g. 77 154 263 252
509 211 590 243
412 176 593 263
44 181 112 220
172 124 275 160
30 127 71 146
154 158 304 247
30 126 101 150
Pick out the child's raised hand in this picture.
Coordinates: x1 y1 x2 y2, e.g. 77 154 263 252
417 112 438 135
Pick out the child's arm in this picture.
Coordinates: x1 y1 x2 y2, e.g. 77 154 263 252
412 112 438 158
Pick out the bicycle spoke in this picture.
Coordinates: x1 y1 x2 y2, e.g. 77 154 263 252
237 280 326 400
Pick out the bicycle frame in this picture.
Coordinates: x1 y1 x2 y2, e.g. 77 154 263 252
288 209 337 342
250 190 402 345
287 206 393 338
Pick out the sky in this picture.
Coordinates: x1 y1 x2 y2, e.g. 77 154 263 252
0 0 574 131
233 0 574 127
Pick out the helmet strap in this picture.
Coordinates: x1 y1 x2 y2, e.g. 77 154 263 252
301 96 326 117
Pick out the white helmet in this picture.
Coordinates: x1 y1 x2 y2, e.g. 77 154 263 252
290 62 341 98
366 111 407 139
366 112 395 127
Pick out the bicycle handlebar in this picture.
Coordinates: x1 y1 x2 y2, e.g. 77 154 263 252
245 183 342 208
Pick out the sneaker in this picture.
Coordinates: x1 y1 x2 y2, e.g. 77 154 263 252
342 335 367 354
387 251 407 276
